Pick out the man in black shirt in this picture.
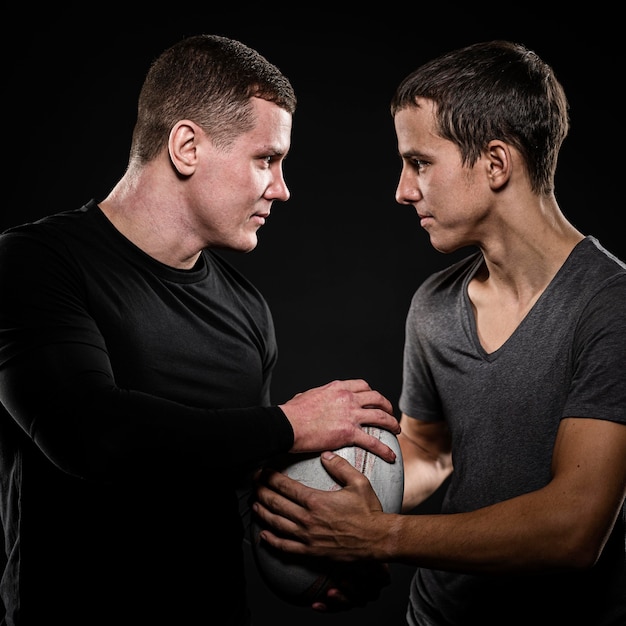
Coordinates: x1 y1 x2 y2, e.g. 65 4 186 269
0 34 400 626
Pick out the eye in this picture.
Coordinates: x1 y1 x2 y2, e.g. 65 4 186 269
411 158 428 172
260 154 281 168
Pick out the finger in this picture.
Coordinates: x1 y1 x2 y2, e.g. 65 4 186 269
311 601 329 612
323 587 351 609
357 400 400 433
358 389 395 415
252 495 312 553
254 479 305 530
319 451 378 487
337 378 372 392
262 467 316 504
252 497 300 539
256 523 312 556
351 425 399 462
255 469 325 524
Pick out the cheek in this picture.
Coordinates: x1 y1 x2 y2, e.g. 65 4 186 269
437 166 478 200
430 172 484 223
424 170 456 207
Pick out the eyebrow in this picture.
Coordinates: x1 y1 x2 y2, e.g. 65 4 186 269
399 149 428 159
257 144 288 157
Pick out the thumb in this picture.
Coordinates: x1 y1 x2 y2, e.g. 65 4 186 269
320 451 359 486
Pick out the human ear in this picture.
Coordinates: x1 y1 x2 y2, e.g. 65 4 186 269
485 140 512 190
168 120 200 176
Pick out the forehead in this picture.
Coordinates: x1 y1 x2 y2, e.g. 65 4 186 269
394 99 439 146
246 97 292 149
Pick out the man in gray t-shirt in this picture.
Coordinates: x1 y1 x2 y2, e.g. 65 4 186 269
400 236 625 624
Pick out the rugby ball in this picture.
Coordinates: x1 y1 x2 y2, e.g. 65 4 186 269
250 426 404 606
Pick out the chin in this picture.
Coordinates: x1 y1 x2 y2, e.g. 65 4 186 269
240 239 259 253
429 237 451 254
215 237 258 254
234 232 260 252
429 234 468 255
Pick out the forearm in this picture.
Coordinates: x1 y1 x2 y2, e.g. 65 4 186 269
379 484 613 573
0 343 293 482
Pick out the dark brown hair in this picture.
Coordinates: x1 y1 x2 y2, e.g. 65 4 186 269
129 34 297 164
391 40 569 195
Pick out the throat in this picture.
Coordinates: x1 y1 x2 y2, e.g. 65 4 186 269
468 282 545 354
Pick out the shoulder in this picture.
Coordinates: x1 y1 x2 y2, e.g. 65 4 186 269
563 238 626 309
1 201 98 250
571 237 626 277
0 202 113 288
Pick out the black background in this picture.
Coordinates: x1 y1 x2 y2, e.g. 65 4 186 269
5 11 621 625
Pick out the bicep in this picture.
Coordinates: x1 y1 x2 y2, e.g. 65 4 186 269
551 417 626 548
398 413 453 511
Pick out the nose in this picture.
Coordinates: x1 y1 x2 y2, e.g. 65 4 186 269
395 165 420 205
266 167 291 202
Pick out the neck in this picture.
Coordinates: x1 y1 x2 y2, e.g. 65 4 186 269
98 165 201 270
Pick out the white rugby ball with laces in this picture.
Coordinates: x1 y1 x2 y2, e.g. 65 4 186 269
250 426 404 606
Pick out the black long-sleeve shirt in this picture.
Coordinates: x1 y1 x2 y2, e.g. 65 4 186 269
0 200 293 625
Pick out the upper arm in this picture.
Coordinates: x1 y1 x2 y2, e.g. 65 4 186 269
551 417 626 558
398 413 453 511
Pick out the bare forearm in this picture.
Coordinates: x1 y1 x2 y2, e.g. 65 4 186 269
377 486 612 574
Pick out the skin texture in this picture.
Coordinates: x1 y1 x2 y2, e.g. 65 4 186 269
100 98 292 268
253 96 626 612
99 97 400 464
